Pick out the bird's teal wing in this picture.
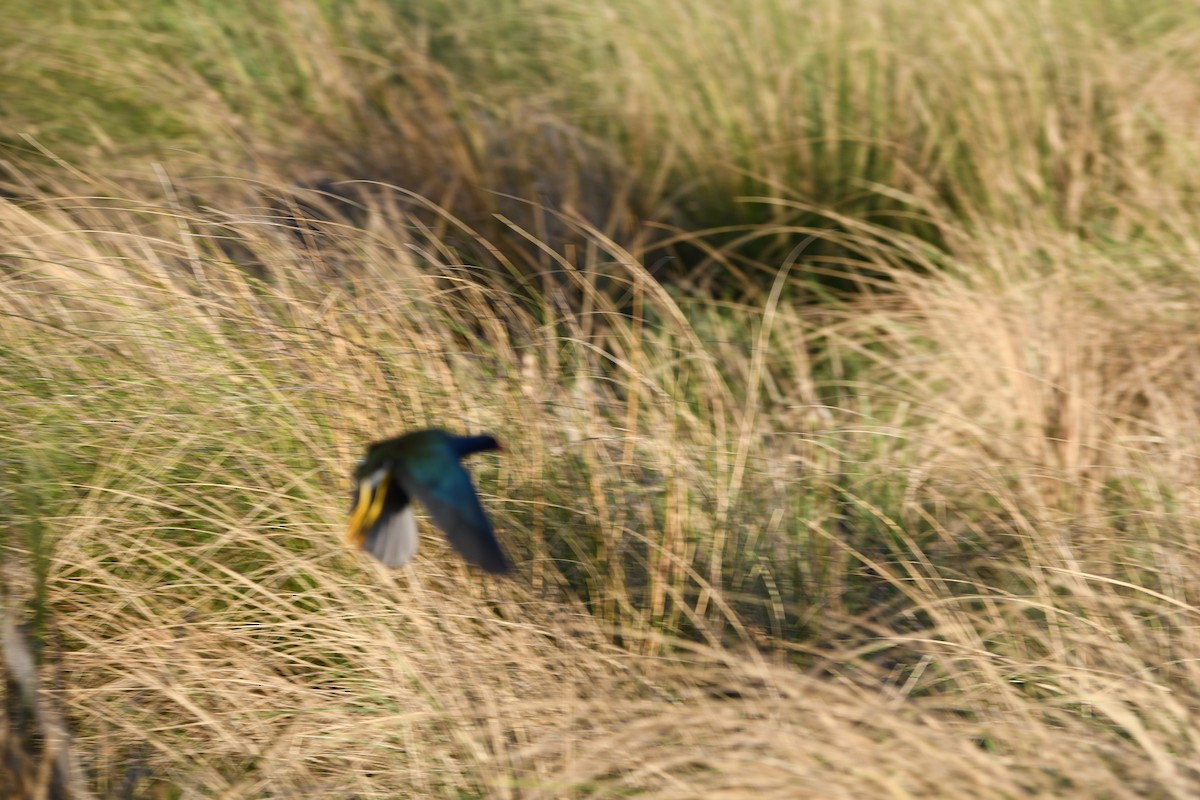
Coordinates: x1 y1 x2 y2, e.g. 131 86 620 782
396 459 511 574
347 466 419 567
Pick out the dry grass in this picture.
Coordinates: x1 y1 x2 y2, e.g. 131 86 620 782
9 0 1200 266
2 166 1199 797
3 1 1200 797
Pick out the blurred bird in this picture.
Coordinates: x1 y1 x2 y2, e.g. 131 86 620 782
346 429 511 574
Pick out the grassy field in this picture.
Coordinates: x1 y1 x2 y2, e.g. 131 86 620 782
3 0 1200 797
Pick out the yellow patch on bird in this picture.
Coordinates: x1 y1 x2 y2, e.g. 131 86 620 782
346 475 390 548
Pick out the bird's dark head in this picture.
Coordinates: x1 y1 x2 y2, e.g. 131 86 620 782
451 433 501 456
356 430 501 474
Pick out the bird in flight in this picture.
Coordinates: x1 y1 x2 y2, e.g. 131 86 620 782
345 429 511 574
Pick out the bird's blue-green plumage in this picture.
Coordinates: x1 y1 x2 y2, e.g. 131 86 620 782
346 429 510 574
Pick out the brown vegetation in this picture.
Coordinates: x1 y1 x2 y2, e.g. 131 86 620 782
3 0 1200 797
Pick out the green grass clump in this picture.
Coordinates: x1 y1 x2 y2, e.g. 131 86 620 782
8 0 1200 284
